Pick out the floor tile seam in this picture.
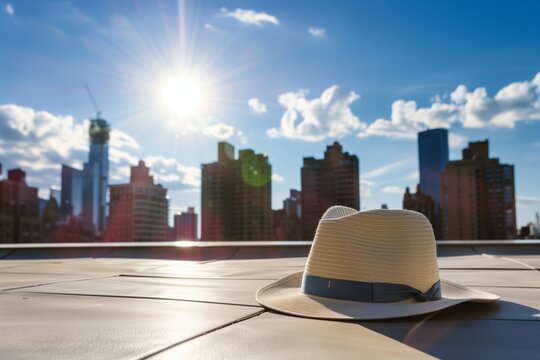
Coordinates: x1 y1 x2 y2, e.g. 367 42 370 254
201 265 305 269
130 265 175 272
9 289 263 308
480 252 537 270
117 274 281 281
148 264 305 268
438 267 535 271
376 318 540 325
138 309 266 360
0 275 119 292
498 257 538 271
436 317 540 323
469 284 540 289
0 271 115 276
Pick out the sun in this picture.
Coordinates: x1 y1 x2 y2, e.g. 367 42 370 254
160 76 203 117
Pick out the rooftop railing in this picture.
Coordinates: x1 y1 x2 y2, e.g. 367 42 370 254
1 239 540 250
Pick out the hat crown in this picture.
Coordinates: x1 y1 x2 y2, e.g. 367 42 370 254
304 207 439 293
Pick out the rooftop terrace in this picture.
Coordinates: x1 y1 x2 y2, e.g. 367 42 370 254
1 241 539 359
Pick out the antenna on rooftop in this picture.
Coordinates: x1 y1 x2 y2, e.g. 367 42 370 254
85 84 102 119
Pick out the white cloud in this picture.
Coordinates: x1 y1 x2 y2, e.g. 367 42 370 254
267 86 366 141
272 174 284 182
359 72 540 139
108 146 138 167
403 171 419 181
360 179 375 197
167 115 247 144
236 130 248 145
5 3 14 16
248 98 268 114
381 186 405 195
144 156 201 189
361 187 372 198
0 104 89 168
204 23 218 31
203 123 236 140
361 179 376 187
17 161 60 172
110 129 139 149
448 132 468 149
201 123 248 144
363 159 410 179
0 104 199 195
516 195 540 208
220 8 279 26
308 27 326 38
358 100 460 139
0 104 137 189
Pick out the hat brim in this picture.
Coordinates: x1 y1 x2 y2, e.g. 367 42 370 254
256 272 499 320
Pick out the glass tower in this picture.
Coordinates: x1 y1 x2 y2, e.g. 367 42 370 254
82 119 110 233
60 165 83 217
418 129 449 239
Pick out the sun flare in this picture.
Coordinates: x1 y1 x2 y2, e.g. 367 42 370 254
160 76 203 117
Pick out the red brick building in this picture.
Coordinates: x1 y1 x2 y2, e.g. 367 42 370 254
441 140 516 240
174 207 198 241
106 161 168 242
201 142 273 241
301 142 359 240
403 184 436 228
0 169 41 243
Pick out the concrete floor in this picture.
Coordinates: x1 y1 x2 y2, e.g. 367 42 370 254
0 242 539 359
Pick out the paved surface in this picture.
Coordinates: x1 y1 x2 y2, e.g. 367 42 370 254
1 243 539 359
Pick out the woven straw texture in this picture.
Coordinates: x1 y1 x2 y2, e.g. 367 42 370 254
257 206 499 320
304 207 439 293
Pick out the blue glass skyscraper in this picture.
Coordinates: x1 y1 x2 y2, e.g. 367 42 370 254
418 128 449 239
61 165 83 217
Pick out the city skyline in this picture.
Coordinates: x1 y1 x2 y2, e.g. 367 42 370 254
0 133 530 241
1 1 540 227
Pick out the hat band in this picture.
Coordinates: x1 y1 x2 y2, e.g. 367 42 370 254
302 274 442 303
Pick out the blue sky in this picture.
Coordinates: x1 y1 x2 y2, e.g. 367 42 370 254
1 0 540 227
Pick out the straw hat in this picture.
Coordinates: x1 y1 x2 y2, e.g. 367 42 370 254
257 206 499 320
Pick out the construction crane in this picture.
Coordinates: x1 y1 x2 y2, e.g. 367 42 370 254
85 84 102 119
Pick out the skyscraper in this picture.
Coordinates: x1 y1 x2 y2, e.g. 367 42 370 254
441 140 516 240
201 142 273 241
60 165 83 217
174 207 198 240
0 169 41 243
61 118 110 236
418 129 449 239
106 160 168 242
301 142 359 240
81 119 110 234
